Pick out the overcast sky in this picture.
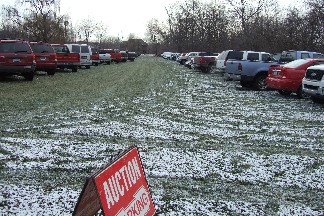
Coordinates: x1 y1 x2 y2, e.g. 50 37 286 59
2 0 298 40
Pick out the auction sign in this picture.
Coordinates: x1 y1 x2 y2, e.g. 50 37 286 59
73 146 156 216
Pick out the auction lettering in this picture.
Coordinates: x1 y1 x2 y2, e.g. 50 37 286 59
103 157 142 209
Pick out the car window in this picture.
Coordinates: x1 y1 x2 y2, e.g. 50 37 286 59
81 45 89 53
71 45 80 53
262 54 271 61
31 44 54 53
247 53 259 61
226 51 243 60
301 53 310 59
283 59 311 68
0 42 32 53
53 45 69 53
313 53 324 59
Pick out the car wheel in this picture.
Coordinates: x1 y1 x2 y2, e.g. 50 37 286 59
180 59 186 65
311 96 324 104
278 90 291 96
107 61 111 65
47 70 55 76
86 65 90 69
240 80 251 88
72 67 78 72
297 86 310 99
253 75 268 91
24 72 35 81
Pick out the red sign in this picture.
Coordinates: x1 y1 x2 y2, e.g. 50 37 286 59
73 146 155 216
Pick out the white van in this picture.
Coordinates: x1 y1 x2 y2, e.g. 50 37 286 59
65 44 92 69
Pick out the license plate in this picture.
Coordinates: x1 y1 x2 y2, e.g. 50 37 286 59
40 57 46 61
13 58 21 63
273 71 278 75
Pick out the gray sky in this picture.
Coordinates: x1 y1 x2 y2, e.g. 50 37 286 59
1 0 298 40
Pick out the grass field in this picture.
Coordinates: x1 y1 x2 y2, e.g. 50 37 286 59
0 56 323 215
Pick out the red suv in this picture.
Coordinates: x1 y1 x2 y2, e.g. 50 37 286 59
0 39 36 81
29 41 57 75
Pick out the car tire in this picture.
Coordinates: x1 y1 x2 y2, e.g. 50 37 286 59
180 59 186 65
297 86 310 99
47 70 55 76
72 67 78 72
278 90 291 96
86 65 90 69
107 61 111 65
311 96 324 104
240 80 251 88
24 72 35 81
253 75 268 91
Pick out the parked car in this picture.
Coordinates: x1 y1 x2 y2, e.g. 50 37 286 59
102 49 121 63
161 52 173 60
51 44 80 72
120 51 128 62
215 50 245 74
127 52 137 61
0 39 36 81
226 51 272 80
29 41 57 75
65 44 92 69
267 59 324 98
279 50 324 63
91 47 100 66
302 64 324 103
177 52 201 65
191 52 219 73
98 49 112 65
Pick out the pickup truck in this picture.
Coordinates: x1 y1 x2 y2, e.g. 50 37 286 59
225 57 280 90
98 49 111 65
51 44 80 72
302 65 324 103
279 50 324 63
102 48 122 63
191 52 219 73
177 52 201 65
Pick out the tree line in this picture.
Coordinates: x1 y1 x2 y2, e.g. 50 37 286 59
0 0 323 54
146 0 324 54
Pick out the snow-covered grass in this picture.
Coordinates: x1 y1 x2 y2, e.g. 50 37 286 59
0 56 323 215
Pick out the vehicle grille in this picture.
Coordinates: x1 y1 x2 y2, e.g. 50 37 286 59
304 84 318 90
305 69 324 81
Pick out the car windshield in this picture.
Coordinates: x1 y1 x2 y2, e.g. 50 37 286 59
283 59 311 68
31 44 54 53
0 42 32 53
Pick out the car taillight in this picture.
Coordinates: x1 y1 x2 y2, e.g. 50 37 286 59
32 54 36 63
238 63 242 71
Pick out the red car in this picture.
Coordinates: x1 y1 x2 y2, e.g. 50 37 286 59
29 41 57 75
0 39 36 81
91 47 100 66
266 58 324 98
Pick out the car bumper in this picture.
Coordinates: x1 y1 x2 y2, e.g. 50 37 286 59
303 79 324 98
36 63 57 71
0 65 36 75
266 77 300 92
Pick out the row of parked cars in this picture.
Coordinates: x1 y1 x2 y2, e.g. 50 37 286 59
0 39 139 81
162 50 324 104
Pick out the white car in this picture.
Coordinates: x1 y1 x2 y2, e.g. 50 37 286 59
161 52 173 60
302 64 324 103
